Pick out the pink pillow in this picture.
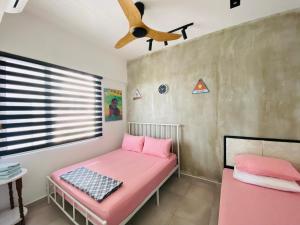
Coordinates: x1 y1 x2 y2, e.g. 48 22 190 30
142 136 172 158
235 154 300 181
121 134 144 152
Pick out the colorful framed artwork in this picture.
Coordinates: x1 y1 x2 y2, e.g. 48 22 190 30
104 88 123 121
192 79 209 94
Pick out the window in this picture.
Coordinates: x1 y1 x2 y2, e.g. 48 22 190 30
0 52 103 156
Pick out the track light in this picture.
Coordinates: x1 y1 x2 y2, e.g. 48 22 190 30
181 28 187 40
146 23 194 51
146 39 153 51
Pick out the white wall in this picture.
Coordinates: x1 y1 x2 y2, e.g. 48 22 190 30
0 12 127 210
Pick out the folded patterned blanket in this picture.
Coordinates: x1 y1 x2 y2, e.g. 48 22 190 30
0 166 21 176
0 162 20 172
0 168 22 179
60 167 123 202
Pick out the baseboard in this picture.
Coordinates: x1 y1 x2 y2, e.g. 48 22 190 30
26 195 47 207
181 171 221 185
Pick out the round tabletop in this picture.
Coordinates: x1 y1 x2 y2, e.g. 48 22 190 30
0 168 27 186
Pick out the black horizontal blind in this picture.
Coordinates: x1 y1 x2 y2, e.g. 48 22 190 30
0 52 103 156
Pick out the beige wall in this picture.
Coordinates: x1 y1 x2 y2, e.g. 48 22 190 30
127 10 300 181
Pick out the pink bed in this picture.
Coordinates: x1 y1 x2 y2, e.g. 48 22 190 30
218 168 300 225
51 149 177 225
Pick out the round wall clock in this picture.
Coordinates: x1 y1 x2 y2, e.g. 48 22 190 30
158 84 169 94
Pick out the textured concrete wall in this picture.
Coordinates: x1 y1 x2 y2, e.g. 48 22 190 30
127 10 300 181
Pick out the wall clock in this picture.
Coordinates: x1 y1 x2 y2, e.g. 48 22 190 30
158 84 169 94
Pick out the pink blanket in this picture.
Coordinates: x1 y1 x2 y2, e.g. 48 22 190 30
218 169 300 225
51 149 177 225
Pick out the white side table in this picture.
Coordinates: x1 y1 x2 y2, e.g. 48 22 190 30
0 168 28 225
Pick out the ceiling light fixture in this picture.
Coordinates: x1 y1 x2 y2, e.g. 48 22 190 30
146 23 194 51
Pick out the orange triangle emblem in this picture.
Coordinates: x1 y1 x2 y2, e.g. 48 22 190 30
192 79 209 94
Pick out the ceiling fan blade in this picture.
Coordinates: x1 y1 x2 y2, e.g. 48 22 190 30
146 27 181 42
118 0 142 27
115 32 136 49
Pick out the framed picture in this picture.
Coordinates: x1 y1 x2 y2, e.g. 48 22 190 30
104 88 123 121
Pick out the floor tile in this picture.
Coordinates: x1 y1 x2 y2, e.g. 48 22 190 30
168 215 203 225
161 174 192 197
26 175 220 225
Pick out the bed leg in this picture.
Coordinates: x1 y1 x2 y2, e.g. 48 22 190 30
177 168 181 178
47 180 51 204
156 189 160 206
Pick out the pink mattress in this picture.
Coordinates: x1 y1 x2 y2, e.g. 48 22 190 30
218 168 300 225
51 149 177 225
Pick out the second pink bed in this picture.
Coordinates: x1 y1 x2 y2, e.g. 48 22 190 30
218 168 300 225
51 149 177 225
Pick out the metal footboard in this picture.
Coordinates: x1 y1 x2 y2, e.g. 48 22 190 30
47 176 107 225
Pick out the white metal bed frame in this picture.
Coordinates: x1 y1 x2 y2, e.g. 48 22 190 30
47 122 181 225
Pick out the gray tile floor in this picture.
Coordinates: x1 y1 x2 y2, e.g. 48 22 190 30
26 175 221 225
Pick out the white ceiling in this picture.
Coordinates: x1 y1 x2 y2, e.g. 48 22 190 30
20 0 300 60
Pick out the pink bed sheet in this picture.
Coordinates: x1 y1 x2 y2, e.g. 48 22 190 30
51 149 177 225
218 168 300 225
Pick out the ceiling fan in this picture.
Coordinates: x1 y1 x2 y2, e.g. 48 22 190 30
115 0 182 49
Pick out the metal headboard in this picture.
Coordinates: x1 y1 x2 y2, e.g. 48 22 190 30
224 135 300 169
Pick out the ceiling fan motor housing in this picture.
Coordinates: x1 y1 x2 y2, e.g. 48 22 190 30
131 27 148 38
